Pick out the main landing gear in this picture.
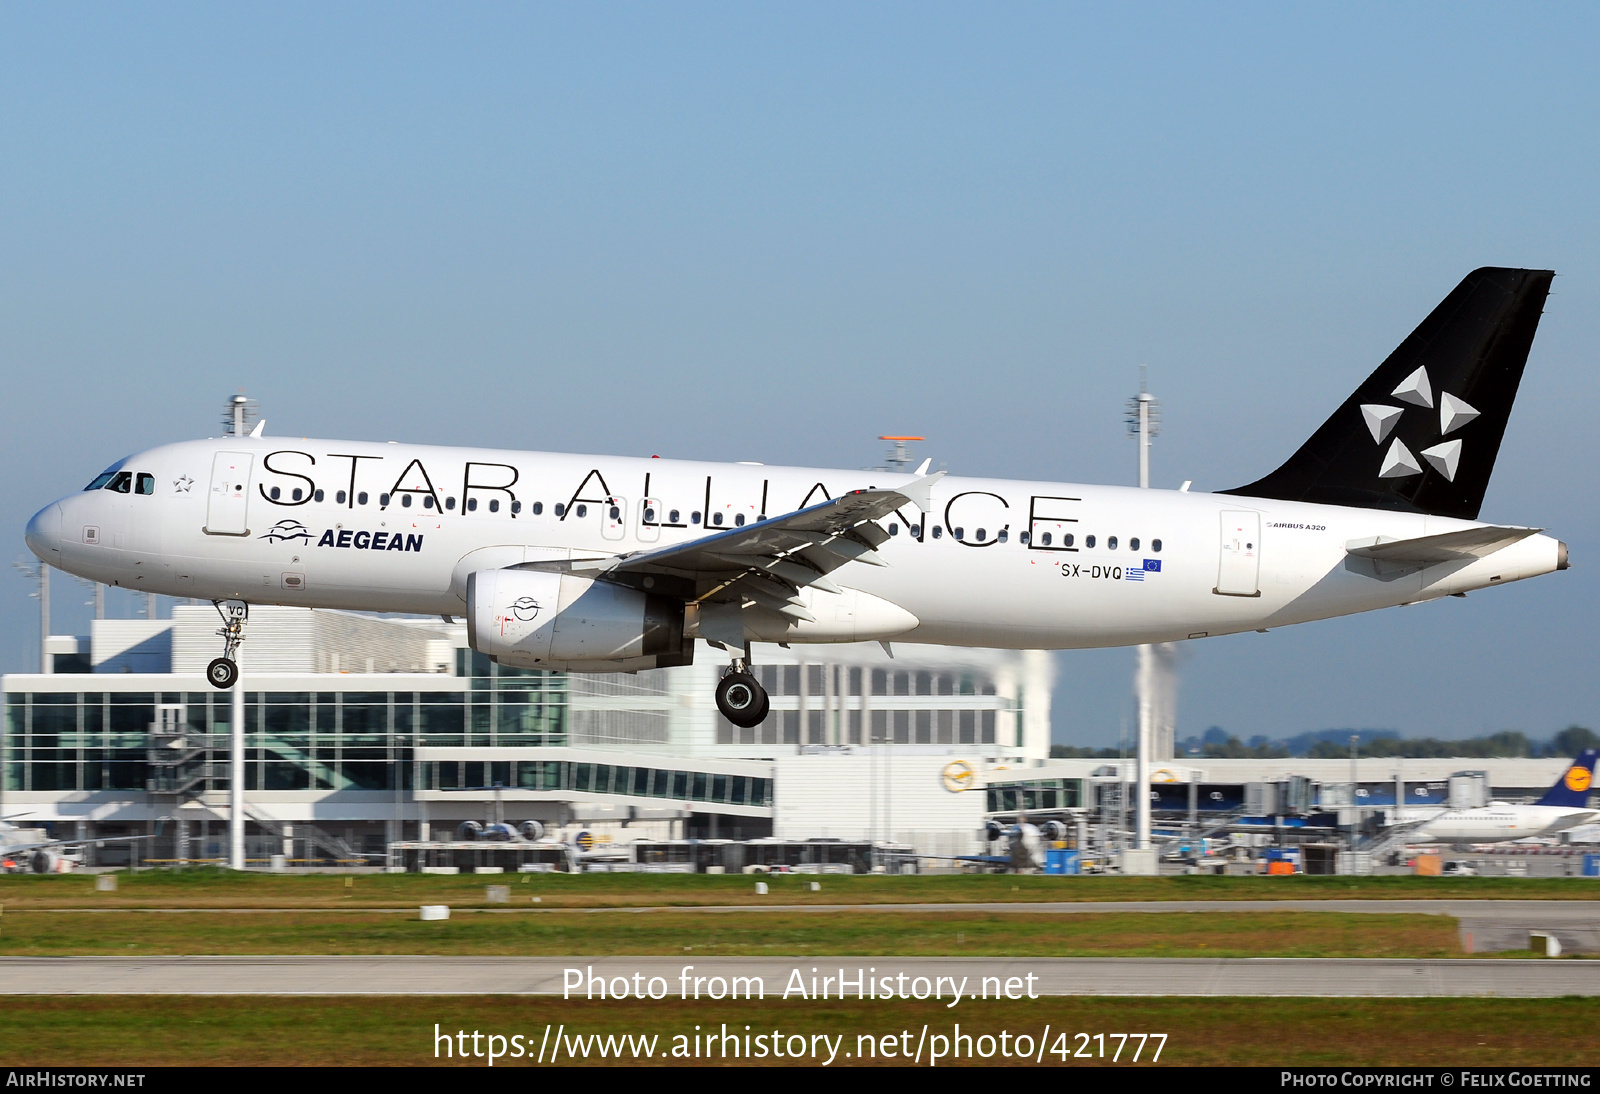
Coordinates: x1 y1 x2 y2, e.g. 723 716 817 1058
715 647 769 729
206 599 248 690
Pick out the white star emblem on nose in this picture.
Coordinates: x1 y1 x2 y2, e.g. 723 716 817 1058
173 475 194 493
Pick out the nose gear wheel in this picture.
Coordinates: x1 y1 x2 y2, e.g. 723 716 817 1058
207 599 249 690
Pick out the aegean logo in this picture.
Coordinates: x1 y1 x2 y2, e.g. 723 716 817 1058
509 596 541 623
259 520 313 544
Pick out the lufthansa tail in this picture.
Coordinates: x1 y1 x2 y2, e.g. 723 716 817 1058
1224 267 1554 520
1534 749 1598 809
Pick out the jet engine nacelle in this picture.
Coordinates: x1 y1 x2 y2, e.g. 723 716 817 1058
518 821 545 842
467 569 691 672
30 850 58 874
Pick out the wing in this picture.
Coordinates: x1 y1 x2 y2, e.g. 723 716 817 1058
3 834 156 857
528 472 942 645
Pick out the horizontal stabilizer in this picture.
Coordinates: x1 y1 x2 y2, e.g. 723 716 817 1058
1345 525 1539 565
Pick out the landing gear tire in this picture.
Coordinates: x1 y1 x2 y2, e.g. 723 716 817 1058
716 671 768 728
207 657 238 690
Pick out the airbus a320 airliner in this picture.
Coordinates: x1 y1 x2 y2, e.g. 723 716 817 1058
25 268 1566 728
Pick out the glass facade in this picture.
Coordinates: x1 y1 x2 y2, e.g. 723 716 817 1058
986 778 1083 813
718 664 1006 747
424 757 771 808
3 660 565 795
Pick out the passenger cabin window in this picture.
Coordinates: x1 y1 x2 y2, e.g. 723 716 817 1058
489 499 500 513
379 493 391 506
997 529 1008 542
931 525 942 539
357 492 368 506
1040 532 1051 546
669 510 680 523
1019 531 1030 545
336 490 346 504
1085 535 1096 548
735 513 745 526
691 511 702 524
609 506 620 520
1063 533 1075 547
1152 539 1162 552
107 472 132 494
975 527 986 540
532 502 543 515
467 498 478 512
292 487 303 501
1108 536 1118 550
445 497 456 510
401 494 413 507
1130 537 1139 551
554 503 565 517
511 501 521 514
713 512 723 526
575 504 587 518
644 507 656 522
136 473 155 495
953 527 964 540
313 489 324 502
423 495 434 509
889 523 899 535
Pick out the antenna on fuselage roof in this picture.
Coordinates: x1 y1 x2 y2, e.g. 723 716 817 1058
223 392 259 438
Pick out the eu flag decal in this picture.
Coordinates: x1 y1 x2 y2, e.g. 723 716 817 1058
1143 559 1162 572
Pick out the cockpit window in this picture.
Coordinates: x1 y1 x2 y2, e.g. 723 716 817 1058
85 472 116 491
136 473 155 495
106 472 133 494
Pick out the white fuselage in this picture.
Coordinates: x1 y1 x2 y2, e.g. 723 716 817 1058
25 437 1565 652
1405 804 1599 844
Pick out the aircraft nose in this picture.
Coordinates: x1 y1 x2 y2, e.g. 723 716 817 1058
24 503 63 563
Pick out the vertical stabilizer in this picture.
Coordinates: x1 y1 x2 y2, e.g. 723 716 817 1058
1224 268 1553 519
1535 749 1597 808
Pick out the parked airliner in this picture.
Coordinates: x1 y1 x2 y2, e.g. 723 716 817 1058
0 814 153 873
24 268 1567 727
1397 751 1600 846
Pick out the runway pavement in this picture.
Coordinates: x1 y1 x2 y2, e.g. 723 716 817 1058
2 955 1595 996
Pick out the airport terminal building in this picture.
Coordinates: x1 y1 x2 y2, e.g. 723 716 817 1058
2 606 1054 864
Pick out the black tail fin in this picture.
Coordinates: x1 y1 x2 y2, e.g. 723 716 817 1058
1223 267 1554 520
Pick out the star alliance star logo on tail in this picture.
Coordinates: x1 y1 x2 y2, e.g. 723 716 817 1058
1362 366 1478 483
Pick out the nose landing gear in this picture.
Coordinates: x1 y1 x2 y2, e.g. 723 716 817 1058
206 600 248 690
714 648 769 728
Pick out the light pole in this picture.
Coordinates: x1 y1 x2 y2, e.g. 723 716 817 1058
1126 369 1160 851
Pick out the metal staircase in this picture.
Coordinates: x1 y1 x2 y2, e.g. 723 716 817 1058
145 719 366 865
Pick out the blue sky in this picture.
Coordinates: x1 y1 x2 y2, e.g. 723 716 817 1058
3 4 1599 746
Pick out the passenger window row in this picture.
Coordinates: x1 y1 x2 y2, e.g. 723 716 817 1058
881 519 1162 554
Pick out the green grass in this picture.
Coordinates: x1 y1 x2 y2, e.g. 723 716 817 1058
0 909 1464 958
1 996 1592 1066
1 868 1593 909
